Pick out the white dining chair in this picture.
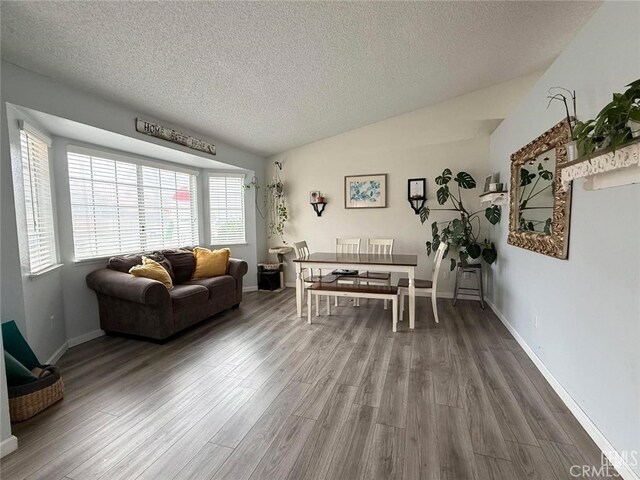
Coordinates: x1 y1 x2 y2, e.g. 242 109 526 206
334 238 361 306
293 240 336 315
398 241 447 324
358 238 394 309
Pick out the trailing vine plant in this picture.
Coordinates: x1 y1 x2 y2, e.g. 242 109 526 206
419 169 500 271
244 161 288 243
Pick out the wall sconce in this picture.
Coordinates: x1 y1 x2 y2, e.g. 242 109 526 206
408 178 426 214
310 190 327 216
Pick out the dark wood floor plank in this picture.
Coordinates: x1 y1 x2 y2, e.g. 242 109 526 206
65 364 236 480
248 414 316 480
336 325 380 387
137 386 255 480
505 440 560 480
540 439 613 480
475 349 539 447
211 381 310 480
3 411 116 480
492 349 572 445
294 341 354 420
324 403 377 480
456 350 511 460
474 454 518 480
172 443 233 480
403 368 439 480
364 423 405 480
211 349 310 448
354 330 394 407
436 404 479 480
376 337 411 428
287 384 358 480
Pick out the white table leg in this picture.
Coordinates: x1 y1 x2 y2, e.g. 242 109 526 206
392 296 398 332
408 267 416 329
307 290 312 324
296 263 303 317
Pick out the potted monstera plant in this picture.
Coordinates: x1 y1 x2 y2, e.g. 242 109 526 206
419 169 500 271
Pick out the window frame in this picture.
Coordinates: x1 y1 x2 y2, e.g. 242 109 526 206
16 121 60 276
66 145 201 261
207 172 247 247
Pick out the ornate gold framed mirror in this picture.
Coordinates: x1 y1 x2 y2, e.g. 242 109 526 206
508 119 572 259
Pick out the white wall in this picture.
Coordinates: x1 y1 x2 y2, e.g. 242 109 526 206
1 62 268 362
488 2 640 477
269 73 541 291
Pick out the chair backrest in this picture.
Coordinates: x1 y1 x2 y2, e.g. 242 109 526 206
336 238 361 254
366 238 394 255
431 242 448 295
293 241 310 258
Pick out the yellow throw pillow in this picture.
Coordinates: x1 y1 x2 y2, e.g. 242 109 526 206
129 256 173 289
192 247 231 279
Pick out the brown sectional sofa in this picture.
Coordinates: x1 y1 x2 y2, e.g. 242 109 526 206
86 248 248 341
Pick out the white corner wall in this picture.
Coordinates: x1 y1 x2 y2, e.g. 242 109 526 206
488 2 640 478
268 73 541 290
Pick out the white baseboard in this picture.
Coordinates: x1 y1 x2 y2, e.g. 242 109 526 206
46 341 69 364
243 285 258 292
67 329 105 348
485 298 640 480
0 435 18 458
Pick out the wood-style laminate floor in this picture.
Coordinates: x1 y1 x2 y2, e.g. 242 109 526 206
1 289 616 480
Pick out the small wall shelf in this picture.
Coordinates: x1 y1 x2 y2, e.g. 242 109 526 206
561 137 640 191
479 191 508 206
311 202 327 216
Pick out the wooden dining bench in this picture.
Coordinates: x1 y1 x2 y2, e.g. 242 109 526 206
306 282 400 331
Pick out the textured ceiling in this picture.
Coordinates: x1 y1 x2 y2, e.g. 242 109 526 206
1 1 600 156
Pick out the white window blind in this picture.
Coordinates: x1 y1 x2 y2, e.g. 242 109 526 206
67 149 199 260
209 174 246 245
19 127 57 274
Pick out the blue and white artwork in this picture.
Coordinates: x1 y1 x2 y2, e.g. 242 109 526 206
345 174 387 208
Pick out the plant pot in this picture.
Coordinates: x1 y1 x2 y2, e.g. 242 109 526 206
565 140 578 161
628 119 640 138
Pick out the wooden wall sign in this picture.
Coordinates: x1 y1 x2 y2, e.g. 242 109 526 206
135 118 216 155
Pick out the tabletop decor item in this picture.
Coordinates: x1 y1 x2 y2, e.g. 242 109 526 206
419 168 500 271
344 174 387 208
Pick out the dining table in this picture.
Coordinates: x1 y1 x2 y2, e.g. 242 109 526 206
293 252 419 329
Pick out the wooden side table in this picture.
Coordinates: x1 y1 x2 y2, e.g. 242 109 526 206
453 263 485 309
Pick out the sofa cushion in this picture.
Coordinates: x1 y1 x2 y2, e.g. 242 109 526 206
192 247 230 279
109 252 174 281
129 257 173 289
186 275 235 299
108 253 143 273
169 284 208 309
161 249 196 284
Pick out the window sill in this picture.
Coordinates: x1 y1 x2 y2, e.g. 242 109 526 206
28 263 63 280
73 256 111 266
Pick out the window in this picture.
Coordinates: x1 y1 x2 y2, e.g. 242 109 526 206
19 124 57 274
209 174 246 245
67 148 199 260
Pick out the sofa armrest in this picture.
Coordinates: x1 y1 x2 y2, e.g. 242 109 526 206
228 258 248 279
86 268 169 305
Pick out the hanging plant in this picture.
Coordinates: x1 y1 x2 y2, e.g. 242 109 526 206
246 161 289 243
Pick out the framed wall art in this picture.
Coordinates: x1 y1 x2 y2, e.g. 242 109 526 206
344 174 387 209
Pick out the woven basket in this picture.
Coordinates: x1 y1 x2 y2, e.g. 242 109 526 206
8 365 64 422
